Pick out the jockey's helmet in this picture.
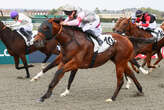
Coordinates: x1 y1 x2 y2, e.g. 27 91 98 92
10 11 19 19
135 10 143 17
62 5 77 16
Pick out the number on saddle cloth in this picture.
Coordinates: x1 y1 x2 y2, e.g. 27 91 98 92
150 27 164 41
104 35 115 46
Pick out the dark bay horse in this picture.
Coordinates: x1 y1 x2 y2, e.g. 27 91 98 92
113 17 164 70
0 20 59 78
32 18 144 102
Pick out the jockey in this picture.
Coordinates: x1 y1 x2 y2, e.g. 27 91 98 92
135 10 157 32
9 11 33 41
135 10 161 50
60 6 103 46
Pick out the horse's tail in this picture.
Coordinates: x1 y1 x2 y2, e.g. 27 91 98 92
128 37 155 44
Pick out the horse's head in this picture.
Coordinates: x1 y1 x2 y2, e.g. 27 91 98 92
112 17 125 32
34 18 62 42
160 22 164 31
114 17 133 35
0 20 6 34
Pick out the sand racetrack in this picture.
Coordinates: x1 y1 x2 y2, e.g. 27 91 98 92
0 59 164 110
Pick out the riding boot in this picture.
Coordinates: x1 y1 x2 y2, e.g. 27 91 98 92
19 28 31 41
85 30 103 46
152 38 158 50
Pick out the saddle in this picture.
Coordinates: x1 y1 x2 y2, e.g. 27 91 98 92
17 30 37 46
88 34 115 53
145 27 164 50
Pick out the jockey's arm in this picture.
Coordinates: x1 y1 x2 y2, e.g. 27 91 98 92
141 16 151 27
8 21 21 30
64 17 82 26
62 12 85 26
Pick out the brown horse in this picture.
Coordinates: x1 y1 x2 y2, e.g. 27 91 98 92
32 18 144 102
113 17 164 70
0 20 59 78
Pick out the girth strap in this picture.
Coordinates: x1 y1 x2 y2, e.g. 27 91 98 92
89 52 97 68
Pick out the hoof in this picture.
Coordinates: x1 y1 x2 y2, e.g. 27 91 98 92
60 89 70 97
37 98 44 102
125 85 130 89
105 98 113 102
17 76 29 79
133 92 144 97
137 92 144 96
139 67 149 75
154 64 160 68
30 78 38 82
149 68 153 73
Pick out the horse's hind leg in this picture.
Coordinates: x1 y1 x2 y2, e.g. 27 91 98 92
14 55 33 70
13 56 20 70
20 55 30 78
60 69 78 97
124 64 143 95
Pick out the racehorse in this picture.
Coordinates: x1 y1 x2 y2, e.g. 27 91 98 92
0 20 59 78
32 18 144 102
113 17 164 70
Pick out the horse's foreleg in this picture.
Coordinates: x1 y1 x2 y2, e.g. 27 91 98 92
38 59 77 102
130 62 139 73
60 69 78 97
31 54 62 82
41 54 51 69
106 62 124 102
130 58 148 75
141 58 147 67
146 54 155 68
153 50 162 67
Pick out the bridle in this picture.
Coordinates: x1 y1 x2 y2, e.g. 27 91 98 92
37 21 63 40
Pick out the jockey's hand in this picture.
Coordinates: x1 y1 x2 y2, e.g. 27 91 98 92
136 22 142 27
136 23 140 26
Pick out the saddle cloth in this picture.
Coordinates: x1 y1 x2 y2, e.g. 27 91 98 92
151 27 164 41
17 30 37 46
90 34 115 53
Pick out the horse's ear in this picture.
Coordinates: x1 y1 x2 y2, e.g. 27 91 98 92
128 17 131 20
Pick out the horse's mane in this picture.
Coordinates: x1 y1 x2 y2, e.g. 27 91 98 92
126 18 153 36
52 19 84 33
